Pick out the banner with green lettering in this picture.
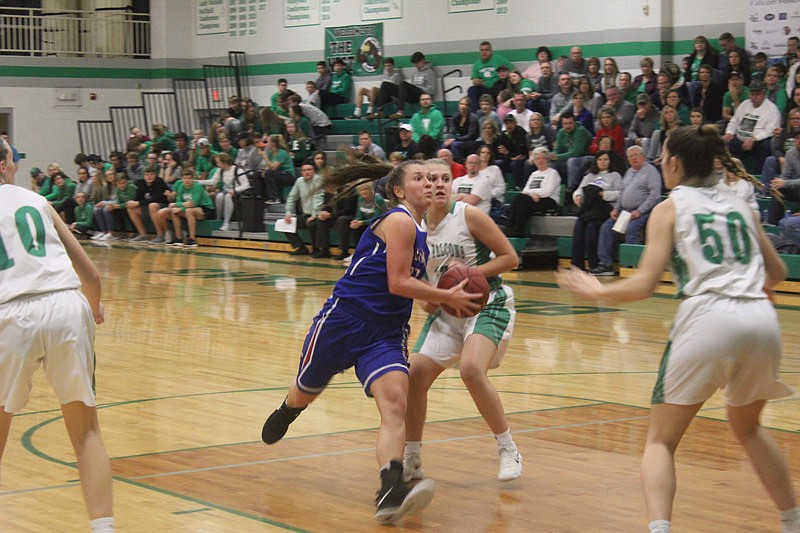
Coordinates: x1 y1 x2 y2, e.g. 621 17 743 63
324 23 384 76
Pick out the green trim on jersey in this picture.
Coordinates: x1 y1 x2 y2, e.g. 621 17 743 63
670 248 689 298
472 286 512 345
651 340 672 404
412 310 441 353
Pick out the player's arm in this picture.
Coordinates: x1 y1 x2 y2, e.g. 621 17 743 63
753 210 788 290
557 199 675 303
49 205 104 324
464 204 519 277
378 212 481 316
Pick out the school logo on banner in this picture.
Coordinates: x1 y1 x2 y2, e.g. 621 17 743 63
325 23 384 76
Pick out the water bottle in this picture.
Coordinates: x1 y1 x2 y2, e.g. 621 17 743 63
762 209 769 224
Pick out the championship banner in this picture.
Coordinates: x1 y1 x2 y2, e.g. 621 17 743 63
361 0 402 21
325 23 384 76
448 0 494 13
745 0 800 59
196 0 227 35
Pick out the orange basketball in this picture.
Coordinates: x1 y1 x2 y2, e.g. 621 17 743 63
436 264 490 316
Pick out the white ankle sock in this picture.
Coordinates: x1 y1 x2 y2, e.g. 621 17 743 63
494 428 513 448
353 107 361 116
782 507 800 532
405 441 422 454
648 519 670 533
90 517 115 533
366 106 374 113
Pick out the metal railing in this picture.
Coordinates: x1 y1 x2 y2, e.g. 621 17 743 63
173 79 212 134
0 6 150 58
76 51 251 154
109 105 146 151
77 119 115 158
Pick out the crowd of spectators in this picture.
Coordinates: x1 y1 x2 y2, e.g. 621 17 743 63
25 33 800 264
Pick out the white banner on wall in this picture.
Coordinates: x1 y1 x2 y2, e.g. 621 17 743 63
285 0 321 27
745 0 800 58
362 0 402 21
321 0 341 22
197 0 228 35
448 0 494 14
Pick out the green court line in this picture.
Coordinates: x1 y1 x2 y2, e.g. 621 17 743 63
116 477 312 532
173 508 212 515
15 388 797 527
16 411 312 531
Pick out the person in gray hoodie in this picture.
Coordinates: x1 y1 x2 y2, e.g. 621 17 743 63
370 51 437 119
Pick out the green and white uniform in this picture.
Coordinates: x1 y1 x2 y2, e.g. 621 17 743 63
413 201 515 369
654 186 793 406
0 185 96 412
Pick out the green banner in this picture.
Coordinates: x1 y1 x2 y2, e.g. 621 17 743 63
324 23 383 77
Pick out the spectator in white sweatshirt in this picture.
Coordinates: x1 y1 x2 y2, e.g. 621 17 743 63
723 79 782 171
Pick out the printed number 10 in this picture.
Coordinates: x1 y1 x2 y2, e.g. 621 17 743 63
0 206 47 270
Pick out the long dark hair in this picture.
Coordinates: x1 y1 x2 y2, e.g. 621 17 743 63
666 125 765 193
325 157 424 207
589 151 613 174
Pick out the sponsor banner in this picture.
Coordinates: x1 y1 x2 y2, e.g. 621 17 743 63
746 0 800 59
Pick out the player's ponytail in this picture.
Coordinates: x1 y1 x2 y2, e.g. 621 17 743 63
324 156 423 207
665 125 769 193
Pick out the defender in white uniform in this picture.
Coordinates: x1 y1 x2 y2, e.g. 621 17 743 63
0 139 114 533
405 159 522 483
557 125 800 533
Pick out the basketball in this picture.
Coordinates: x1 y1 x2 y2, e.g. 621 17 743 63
436 264 490 316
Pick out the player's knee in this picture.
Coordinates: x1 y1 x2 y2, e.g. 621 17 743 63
729 420 759 443
377 385 407 419
459 360 487 386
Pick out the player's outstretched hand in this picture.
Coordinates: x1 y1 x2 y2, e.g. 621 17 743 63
555 267 604 300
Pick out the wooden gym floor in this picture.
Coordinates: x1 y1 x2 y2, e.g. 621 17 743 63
1 242 799 532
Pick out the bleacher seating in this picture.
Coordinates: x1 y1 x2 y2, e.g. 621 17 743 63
73 47 800 283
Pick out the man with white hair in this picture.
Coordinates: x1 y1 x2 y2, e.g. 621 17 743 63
562 46 586 81
451 154 493 214
723 79 781 172
592 145 662 276
436 148 466 178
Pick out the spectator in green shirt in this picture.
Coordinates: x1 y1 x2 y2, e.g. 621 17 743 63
261 134 297 203
160 169 215 248
468 41 512 112
151 123 177 152
193 138 219 180
271 78 291 110
320 58 352 107
70 191 94 236
409 93 445 142
46 171 76 220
